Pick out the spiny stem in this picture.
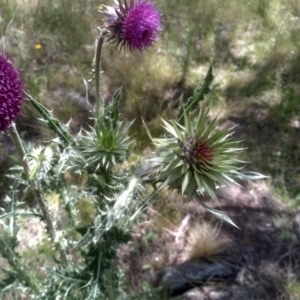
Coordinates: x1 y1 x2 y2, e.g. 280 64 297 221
95 30 107 118
9 123 30 176
9 123 69 266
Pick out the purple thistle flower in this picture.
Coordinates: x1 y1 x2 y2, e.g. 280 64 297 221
0 54 24 132
104 0 163 51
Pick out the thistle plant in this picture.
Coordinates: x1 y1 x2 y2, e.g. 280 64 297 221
144 107 244 201
74 88 134 173
138 66 266 227
0 1 266 299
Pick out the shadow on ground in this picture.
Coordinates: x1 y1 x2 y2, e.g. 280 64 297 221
119 181 300 300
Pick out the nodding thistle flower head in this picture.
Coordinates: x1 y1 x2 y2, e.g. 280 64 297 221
103 0 163 51
0 54 24 132
142 108 244 200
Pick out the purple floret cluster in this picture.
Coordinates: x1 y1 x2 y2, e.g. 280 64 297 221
121 0 163 51
0 54 24 132
105 0 163 51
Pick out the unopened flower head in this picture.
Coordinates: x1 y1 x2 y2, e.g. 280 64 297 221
144 108 244 200
103 0 163 51
75 117 133 172
0 54 24 132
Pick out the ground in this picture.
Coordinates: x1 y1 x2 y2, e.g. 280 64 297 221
119 180 300 299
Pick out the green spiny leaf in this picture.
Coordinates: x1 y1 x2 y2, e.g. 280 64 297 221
26 93 74 146
195 193 240 229
186 177 198 200
182 170 192 194
233 171 269 180
178 64 214 124
103 86 122 127
161 118 180 139
142 119 153 140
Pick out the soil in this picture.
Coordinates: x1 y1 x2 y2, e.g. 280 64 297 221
118 180 300 300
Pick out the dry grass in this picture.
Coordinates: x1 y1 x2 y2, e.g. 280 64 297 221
184 222 227 261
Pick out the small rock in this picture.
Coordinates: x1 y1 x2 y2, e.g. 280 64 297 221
170 288 208 300
158 260 236 297
208 289 231 300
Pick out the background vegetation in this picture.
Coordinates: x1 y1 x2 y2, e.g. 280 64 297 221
0 0 300 299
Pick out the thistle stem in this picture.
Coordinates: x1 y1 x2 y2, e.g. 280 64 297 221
9 123 68 266
95 30 107 118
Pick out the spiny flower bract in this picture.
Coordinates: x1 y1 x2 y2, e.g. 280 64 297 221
74 119 133 173
103 0 163 51
143 107 244 200
0 54 24 132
